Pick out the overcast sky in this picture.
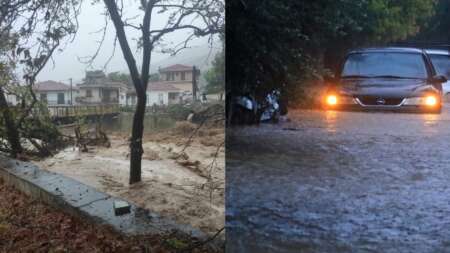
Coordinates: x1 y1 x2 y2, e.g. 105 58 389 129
38 0 216 84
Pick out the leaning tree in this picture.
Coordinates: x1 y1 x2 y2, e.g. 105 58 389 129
101 0 224 184
0 0 81 157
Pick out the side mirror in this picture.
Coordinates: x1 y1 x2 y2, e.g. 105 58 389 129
431 75 447 84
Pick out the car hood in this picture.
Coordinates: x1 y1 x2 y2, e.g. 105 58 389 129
338 78 437 98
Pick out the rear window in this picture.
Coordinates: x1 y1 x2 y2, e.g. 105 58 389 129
429 54 450 78
342 52 428 79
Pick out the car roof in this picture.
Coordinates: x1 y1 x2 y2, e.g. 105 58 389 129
425 49 450 56
349 47 424 54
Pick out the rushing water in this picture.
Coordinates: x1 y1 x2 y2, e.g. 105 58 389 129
92 113 176 134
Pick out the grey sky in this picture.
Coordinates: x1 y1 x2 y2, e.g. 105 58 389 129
38 0 217 85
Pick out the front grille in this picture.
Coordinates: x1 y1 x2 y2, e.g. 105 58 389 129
357 96 404 106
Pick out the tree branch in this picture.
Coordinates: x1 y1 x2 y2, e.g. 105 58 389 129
141 0 154 91
103 0 145 96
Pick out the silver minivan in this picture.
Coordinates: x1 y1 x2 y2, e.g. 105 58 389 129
426 49 450 100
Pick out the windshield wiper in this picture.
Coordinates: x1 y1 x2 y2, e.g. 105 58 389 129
371 75 417 79
341 75 372 79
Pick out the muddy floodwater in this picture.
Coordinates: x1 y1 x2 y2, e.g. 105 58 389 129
94 113 176 134
38 118 225 236
227 106 450 252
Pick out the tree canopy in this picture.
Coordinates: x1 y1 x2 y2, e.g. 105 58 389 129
204 49 224 95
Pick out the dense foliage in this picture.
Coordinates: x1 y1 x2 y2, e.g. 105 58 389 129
414 0 450 42
0 0 80 157
226 0 437 101
107 71 159 87
204 49 225 95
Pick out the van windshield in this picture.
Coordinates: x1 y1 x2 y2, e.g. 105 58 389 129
342 52 428 79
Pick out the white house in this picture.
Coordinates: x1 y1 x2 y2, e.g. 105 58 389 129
76 71 128 106
34 81 78 105
146 82 181 106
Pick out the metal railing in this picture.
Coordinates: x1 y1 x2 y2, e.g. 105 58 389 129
46 104 120 118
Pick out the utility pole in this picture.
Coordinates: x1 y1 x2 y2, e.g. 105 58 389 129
192 65 198 101
69 78 73 105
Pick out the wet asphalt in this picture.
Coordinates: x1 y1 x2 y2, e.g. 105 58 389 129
226 105 450 253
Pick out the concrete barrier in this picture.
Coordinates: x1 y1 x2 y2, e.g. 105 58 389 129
0 155 222 248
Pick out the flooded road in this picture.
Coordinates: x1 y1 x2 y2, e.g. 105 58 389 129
226 106 450 252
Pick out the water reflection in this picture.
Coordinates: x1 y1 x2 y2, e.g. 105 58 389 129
421 113 440 135
325 110 338 133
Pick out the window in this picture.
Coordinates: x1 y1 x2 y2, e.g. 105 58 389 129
86 89 92 97
57 93 65 104
158 93 164 104
165 72 176 81
429 54 450 78
181 72 185 80
169 92 178 100
40 93 47 103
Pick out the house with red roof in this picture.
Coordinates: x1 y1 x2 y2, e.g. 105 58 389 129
126 64 200 106
34 80 79 105
158 64 200 95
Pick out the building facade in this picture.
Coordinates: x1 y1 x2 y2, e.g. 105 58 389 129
146 82 181 106
158 64 200 94
77 71 127 106
34 81 78 105
126 64 200 107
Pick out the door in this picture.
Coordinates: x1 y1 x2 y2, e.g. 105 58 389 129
57 93 65 104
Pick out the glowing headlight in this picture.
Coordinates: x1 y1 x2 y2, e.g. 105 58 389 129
326 95 337 105
425 96 437 106
404 95 438 106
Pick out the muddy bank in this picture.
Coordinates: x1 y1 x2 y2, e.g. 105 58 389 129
36 122 224 235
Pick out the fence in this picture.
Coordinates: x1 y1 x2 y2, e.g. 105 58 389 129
46 104 120 118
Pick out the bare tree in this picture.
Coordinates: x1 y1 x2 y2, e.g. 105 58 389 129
0 0 81 157
102 0 224 184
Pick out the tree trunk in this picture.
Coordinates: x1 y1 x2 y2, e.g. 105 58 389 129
104 0 149 184
0 86 22 157
129 95 146 184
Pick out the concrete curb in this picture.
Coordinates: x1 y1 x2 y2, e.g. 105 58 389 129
0 155 223 248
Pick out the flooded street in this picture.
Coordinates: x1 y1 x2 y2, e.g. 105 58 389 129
226 106 450 252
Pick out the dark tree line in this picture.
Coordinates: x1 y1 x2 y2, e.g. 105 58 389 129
226 0 438 103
